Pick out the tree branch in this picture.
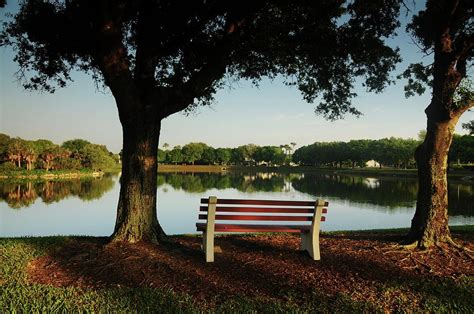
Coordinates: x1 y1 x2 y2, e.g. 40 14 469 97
95 19 138 126
159 35 233 118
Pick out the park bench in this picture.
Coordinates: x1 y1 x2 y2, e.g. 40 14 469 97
196 196 329 262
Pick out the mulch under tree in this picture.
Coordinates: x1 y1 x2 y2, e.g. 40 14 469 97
27 231 474 310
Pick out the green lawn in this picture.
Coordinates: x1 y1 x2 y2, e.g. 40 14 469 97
1 228 473 312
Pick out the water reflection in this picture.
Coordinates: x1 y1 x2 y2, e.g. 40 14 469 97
157 172 473 216
0 172 472 217
291 174 418 209
158 172 298 194
1 171 473 236
0 174 115 209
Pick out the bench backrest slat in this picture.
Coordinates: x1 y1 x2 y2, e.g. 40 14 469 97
199 206 327 214
199 214 315 221
200 198 328 207
199 198 328 225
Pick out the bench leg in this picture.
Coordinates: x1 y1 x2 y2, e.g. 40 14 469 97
310 231 321 261
300 232 320 260
203 231 214 262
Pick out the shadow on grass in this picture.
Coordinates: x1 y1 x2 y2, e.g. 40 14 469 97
19 233 474 312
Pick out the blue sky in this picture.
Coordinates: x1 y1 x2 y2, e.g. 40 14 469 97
1 2 472 153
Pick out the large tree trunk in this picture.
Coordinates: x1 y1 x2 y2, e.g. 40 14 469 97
111 119 166 243
407 95 466 248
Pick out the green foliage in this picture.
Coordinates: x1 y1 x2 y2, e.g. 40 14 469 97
449 135 474 164
81 144 116 170
181 143 207 165
2 0 401 120
0 133 118 172
157 148 167 163
400 1 473 108
254 146 285 166
6 138 28 167
453 79 474 107
28 139 55 154
166 146 182 165
0 133 11 159
61 139 91 154
201 147 216 165
215 148 232 165
463 120 474 135
293 137 420 169
232 144 258 165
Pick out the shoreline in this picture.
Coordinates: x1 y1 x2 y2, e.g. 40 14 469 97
0 170 104 180
157 164 474 181
0 165 472 182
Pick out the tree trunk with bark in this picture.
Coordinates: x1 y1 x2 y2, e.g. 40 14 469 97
406 2 473 247
111 119 166 243
407 109 462 248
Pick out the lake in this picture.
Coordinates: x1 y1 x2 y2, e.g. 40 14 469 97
1 171 473 237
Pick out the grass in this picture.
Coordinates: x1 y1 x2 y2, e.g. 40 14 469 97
1 228 473 312
0 237 197 312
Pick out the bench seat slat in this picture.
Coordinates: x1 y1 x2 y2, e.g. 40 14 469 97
198 214 313 221
200 198 328 207
200 206 327 214
196 223 311 233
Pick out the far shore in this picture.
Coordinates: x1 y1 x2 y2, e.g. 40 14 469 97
157 164 474 181
0 165 472 182
0 170 104 180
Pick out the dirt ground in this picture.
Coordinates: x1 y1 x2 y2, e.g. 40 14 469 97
27 231 474 309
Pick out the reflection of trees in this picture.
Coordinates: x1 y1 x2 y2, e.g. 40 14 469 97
291 174 418 210
448 183 474 216
156 172 473 217
2 181 38 209
291 174 473 216
0 175 115 209
157 172 293 194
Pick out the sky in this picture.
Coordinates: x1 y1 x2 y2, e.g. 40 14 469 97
1 2 472 153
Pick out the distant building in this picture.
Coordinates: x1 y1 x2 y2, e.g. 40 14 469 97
365 160 380 168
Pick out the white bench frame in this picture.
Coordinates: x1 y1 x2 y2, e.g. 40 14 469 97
200 196 327 262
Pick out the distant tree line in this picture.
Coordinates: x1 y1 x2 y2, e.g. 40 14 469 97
293 138 419 169
450 134 474 166
159 136 473 169
293 136 473 169
0 133 119 172
157 143 292 166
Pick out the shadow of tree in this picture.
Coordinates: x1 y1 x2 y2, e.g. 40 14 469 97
23 233 474 311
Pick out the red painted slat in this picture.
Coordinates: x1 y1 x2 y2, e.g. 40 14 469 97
200 198 318 206
196 223 311 233
199 206 315 213
199 214 325 222
198 214 312 221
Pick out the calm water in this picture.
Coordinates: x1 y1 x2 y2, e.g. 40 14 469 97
1 172 473 237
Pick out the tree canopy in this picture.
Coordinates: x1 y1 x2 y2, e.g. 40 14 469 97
2 0 402 120
2 0 404 243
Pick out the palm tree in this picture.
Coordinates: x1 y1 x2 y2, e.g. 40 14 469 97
7 139 27 168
